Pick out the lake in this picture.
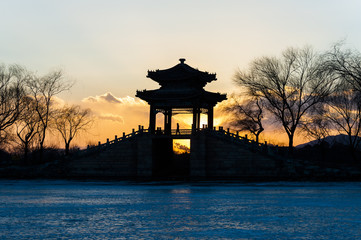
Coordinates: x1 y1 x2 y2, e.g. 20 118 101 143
0 180 361 239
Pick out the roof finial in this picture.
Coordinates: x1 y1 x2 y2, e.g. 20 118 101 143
179 58 186 64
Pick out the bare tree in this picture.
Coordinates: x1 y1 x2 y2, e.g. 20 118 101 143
222 94 264 143
0 64 27 144
324 42 361 93
301 106 331 144
235 47 335 153
26 70 72 159
325 82 361 160
15 96 40 163
54 105 92 155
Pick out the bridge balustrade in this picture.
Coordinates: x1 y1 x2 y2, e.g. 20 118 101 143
84 126 275 155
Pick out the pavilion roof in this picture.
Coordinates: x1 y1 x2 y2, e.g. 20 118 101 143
147 58 216 86
136 88 226 106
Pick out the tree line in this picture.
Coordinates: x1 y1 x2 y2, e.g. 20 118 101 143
224 43 361 159
0 65 92 163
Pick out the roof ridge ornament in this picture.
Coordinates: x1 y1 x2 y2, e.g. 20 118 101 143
179 58 186 64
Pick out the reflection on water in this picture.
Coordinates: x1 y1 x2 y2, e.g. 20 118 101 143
1 180 361 239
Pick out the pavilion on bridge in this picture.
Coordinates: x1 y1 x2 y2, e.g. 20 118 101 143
136 58 227 135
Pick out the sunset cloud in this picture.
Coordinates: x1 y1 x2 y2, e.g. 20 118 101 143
75 92 150 144
82 92 146 105
97 113 124 123
51 96 67 107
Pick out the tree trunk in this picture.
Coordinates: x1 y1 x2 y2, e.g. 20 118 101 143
349 144 357 162
38 128 47 162
347 134 357 162
288 133 294 155
255 128 264 144
65 142 70 156
24 141 29 165
38 141 44 163
255 133 259 144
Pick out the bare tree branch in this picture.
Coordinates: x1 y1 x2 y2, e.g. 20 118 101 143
0 63 28 145
222 94 264 143
15 96 41 163
26 70 73 159
235 47 336 153
325 81 361 160
54 105 92 155
324 42 361 93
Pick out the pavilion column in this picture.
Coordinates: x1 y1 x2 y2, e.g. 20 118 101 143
207 107 214 129
164 110 167 133
192 107 201 132
149 105 156 134
192 107 197 133
167 109 172 134
197 108 201 129
164 108 172 135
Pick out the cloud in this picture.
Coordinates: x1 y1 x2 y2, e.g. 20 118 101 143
83 92 120 103
97 113 124 123
51 96 66 107
82 92 146 105
79 92 149 140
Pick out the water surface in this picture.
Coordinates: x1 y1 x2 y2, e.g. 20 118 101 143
1 180 361 239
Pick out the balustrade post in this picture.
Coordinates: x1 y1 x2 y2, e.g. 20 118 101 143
264 141 268 153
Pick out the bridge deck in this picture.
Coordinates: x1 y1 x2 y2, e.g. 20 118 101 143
153 129 192 139
87 127 270 151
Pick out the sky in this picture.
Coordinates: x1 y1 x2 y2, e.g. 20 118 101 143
1 0 361 147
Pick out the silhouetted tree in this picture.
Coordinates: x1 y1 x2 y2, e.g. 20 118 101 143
300 105 333 163
301 106 331 144
324 42 361 93
54 105 92 155
26 70 72 159
325 82 361 160
15 96 40 163
223 94 264 143
235 47 335 153
0 64 27 144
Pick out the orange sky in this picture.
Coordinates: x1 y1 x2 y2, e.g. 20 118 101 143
2 1 361 148
64 90 307 148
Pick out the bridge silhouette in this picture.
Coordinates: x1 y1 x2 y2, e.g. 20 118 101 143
66 59 292 179
67 125 291 179
89 126 268 151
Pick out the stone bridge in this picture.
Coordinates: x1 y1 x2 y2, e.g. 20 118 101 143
66 126 293 179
